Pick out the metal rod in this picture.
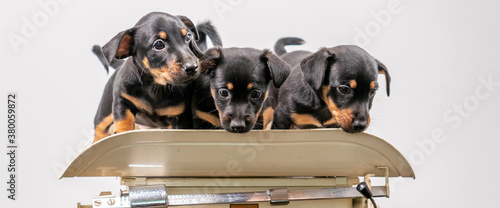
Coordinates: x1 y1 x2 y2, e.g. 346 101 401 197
165 186 387 206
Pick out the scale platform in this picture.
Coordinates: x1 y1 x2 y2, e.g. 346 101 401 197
62 129 415 208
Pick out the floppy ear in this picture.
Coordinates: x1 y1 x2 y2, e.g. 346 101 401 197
261 50 291 88
197 47 222 76
177 15 199 41
101 28 136 65
375 59 391 96
300 48 335 91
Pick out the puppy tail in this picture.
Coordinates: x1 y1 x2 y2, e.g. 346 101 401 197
274 37 305 56
92 45 125 74
196 21 223 51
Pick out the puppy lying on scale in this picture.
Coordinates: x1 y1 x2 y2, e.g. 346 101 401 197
268 37 391 133
92 12 222 143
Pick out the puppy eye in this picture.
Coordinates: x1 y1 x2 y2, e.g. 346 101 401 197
250 90 262 99
153 40 165 50
185 32 193 42
337 85 351 95
219 89 229 98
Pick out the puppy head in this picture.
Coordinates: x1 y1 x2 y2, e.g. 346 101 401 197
195 47 291 133
300 45 391 133
101 12 200 85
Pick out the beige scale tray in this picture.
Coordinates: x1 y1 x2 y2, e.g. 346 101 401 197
62 129 414 179
63 129 414 208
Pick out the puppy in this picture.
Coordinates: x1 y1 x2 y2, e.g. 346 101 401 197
93 12 213 143
270 37 391 133
190 44 291 133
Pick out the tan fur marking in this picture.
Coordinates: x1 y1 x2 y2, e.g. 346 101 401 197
291 113 322 127
323 117 338 126
155 102 185 117
158 31 167 39
322 86 340 117
349 80 357 89
93 114 114 143
227 83 234 90
211 89 216 99
116 33 133 58
255 90 270 120
370 81 376 90
149 59 180 85
142 57 150 69
247 83 254 90
121 92 153 114
114 110 135 134
262 107 274 130
337 108 354 131
181 28 187 36
321 85 341 126
196 110 221 127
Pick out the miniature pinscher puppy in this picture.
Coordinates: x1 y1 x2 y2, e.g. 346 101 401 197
270 37 391 133
92 12 221 143
190 44 291 133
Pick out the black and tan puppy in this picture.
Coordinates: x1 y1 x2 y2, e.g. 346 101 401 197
270 37 391 133
190 45 291 133
93 12 208 143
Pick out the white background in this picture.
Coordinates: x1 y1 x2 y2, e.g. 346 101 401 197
1 0 500 207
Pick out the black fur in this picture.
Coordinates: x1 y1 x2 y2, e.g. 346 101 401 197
271 37 391 133
191 44 291 133
92 12 222 142
274 37 305 56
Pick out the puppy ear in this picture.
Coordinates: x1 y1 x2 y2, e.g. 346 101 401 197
101 28 136 64
375 59 391 96
177 15 199 41
198 47 222 76
261 50 291 88
300 48 335 91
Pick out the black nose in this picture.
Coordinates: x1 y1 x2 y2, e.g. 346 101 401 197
352 120 367 131
230 120 246 133
181 62 198 76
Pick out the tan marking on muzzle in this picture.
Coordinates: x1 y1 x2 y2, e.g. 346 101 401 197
149 59 181 85
337 108 355 131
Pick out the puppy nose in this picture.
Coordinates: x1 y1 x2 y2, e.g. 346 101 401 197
352 120 367 132
181 62 198 76
230 120 246 133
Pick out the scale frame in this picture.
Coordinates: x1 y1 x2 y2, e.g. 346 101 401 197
63 129 415 208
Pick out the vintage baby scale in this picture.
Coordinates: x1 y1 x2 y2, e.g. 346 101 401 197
61 129 414 208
